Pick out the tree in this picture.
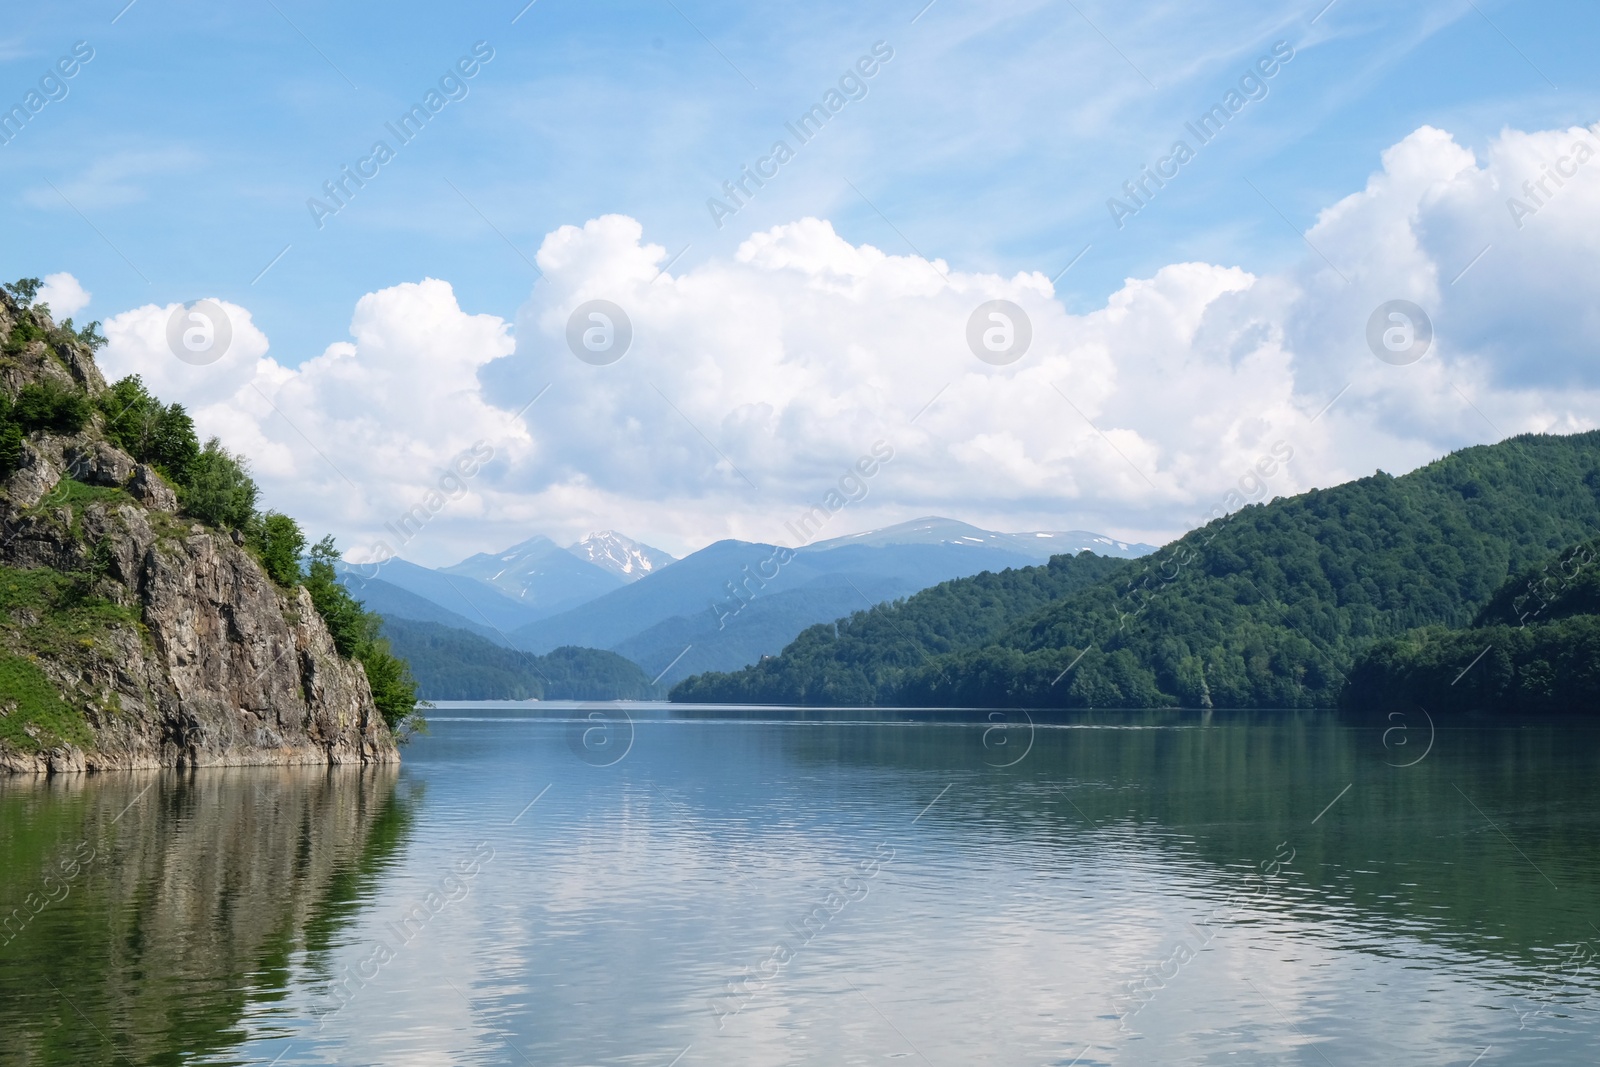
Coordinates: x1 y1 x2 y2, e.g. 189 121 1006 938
303 536 425 737
177 439 257 530
3 278 41 307
248 512 306 587
68 320 107 351
99 375 200 479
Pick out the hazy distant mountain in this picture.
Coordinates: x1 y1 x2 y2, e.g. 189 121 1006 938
335 557 546 635
348 517 1153 692
807 516 1155 560
567 531 675 582
512 539 791 653
349 531 670 637
338 572 511 646
611 572 920 686
511 529 1138 684
442 534 623 616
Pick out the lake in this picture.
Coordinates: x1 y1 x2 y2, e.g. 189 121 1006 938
2 703 1597 1065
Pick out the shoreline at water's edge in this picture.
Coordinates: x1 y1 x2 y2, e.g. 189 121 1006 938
0 742 399 776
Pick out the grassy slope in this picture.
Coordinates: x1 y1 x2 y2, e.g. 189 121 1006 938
0 559 144 751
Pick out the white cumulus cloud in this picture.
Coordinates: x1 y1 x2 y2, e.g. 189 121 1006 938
101 282 526 563
96 123 1600 564
38 272 91 319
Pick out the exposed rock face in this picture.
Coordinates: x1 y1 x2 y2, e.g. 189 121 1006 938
68 439 137 490
129 463 178 511
0 293 398 774
7 437 69 510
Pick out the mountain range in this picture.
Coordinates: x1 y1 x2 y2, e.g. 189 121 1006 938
440 533 649 618
337 530 673 633
339 517 1156 694
671 432 1600 710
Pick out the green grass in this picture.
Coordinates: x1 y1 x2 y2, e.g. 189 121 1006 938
23 478 138 544
0 566 67 614
0 569 142 655
43 478 135 511
0 654 92 752
0 564 144 753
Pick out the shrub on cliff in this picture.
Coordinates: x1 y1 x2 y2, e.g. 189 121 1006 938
99 375 200 477
248 512 306 587
12 382 90 435
0 423 18 475
303 536 425 737
0 310 44 358
0 383 92 477
179 439 257 529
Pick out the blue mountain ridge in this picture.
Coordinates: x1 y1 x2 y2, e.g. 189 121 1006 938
339 517 1155 690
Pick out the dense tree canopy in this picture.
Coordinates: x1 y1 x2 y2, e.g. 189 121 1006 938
1344 534 1600 716
674 432 1600 709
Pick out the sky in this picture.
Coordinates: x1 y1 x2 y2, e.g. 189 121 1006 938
2 0 1598 565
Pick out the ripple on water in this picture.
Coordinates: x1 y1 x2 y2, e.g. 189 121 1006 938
1 709 1596 1065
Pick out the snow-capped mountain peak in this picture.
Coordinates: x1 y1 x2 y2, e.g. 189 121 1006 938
803 516 1156 559
566 531 676 583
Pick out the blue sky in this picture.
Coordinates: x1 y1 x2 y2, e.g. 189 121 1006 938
4 1 1599 560
5 0 1591 358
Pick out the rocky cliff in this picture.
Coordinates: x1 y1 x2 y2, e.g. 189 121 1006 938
0 290 398 774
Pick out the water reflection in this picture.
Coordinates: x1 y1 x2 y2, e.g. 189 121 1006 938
2 707 1597 1065
0 766 411 1066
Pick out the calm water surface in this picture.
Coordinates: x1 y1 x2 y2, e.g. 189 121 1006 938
2 703 1598 1065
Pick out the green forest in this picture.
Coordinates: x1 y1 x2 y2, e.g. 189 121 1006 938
1343 534 1600 714
382 618 662 700
672 432 1600 710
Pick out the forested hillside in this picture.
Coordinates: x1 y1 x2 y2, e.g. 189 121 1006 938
1343 534 1600 715
669 550 1130 704
672 432 1600 708
382 618 661 700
